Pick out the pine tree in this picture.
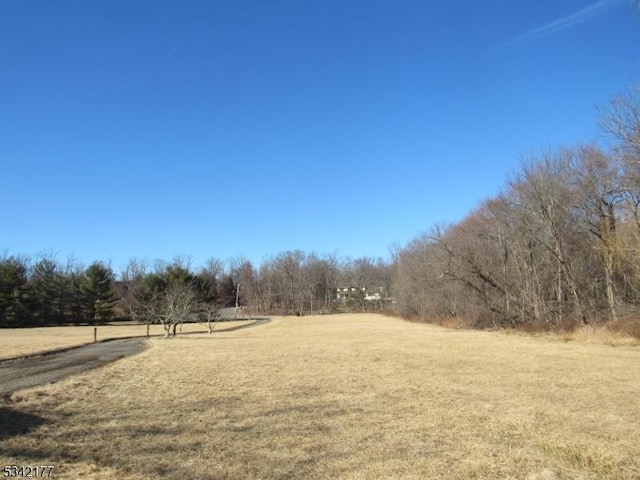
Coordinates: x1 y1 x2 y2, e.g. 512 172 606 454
80 262 117 323
31 257 61 324
0 256 29 326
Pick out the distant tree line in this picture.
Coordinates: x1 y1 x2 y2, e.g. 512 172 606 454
0 252 392 330
394 86 640 332
118 253 392 323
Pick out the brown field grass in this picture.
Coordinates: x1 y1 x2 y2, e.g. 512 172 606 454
1 313 639 479
0 321 254 360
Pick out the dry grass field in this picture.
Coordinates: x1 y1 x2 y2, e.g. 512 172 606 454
0 321 253 360
1 314 639 479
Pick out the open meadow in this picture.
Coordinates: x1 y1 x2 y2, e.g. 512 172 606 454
1 313 639 479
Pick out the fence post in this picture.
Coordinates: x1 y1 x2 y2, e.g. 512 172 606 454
146 324 150 338
94 327 97 343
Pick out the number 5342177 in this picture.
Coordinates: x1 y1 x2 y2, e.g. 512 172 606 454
3 466 55 477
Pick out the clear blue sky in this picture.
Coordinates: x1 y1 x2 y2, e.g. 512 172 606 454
2 0 639 271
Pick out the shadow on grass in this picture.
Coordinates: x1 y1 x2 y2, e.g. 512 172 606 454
0 406 48 440
0 397 357 480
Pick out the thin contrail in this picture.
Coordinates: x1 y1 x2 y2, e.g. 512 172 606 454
500 0 625 49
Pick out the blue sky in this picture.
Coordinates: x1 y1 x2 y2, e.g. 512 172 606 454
2 0 639 271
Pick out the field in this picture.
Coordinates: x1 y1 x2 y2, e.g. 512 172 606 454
0 321 253 360
1 314 639 479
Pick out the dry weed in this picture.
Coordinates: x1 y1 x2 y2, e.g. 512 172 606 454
559 325 640 347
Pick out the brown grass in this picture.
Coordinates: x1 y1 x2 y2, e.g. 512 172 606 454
1 313 639 479
0 321 254 360
557 324 640 347
607 318 640 340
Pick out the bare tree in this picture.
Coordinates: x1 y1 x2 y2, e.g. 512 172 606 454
393 232 442 319
571 146 625 322
304 252 340 313
256 261 277 313
599 85 640 159
511 150 590 324
599 86 640 310
236 259 258 318
226 256 249 318
393 147 631 328
199 301 222 335
200 257 224 302
273 250 306 315
119 258 150 322
158 282 199 338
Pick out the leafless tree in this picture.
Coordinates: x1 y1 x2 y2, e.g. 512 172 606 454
510 150 590 324
570 146 625 322
273 250 306 315
199 301 222 334
599 85 640 159
304 252 340 313
599 86 640 309
119 258 150 322
255 262 277 313
343 257 385 312
393 146 636 328
393 232 442 318
226 256 251 318
157 282 199 338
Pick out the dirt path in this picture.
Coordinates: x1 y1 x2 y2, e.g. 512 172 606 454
0 318 270 397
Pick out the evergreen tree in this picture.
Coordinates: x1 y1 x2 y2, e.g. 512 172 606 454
0 256 29 326
30 257 61 325
80 262 117 323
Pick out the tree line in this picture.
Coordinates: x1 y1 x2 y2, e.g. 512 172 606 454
0 255 117 327
0 252 392 333
393 86 640 331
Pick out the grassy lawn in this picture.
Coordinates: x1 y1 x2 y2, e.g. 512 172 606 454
1 314 639 479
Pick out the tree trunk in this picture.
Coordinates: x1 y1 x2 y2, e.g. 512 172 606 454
604 248 618 323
